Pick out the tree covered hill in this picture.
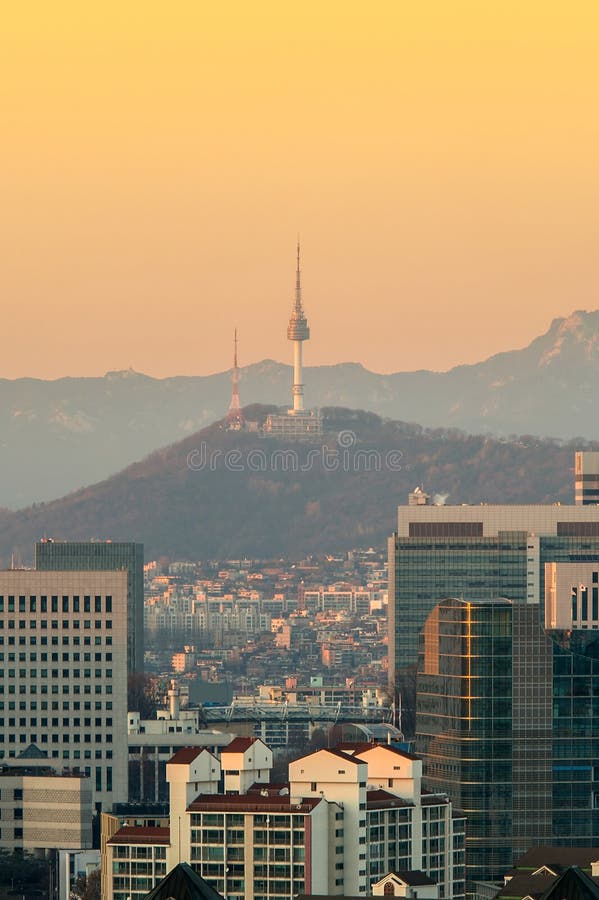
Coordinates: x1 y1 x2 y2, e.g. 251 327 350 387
0 407 590 566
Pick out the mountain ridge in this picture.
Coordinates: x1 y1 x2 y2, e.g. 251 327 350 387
1 309 598 508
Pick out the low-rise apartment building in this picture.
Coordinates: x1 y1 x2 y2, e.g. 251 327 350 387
103 739 465 900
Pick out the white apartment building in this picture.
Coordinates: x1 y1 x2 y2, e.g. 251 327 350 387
0 570 129 809
103 739 465 900
341 743 465 898
107 827 169 900
145 593 271 639
302 587 373 615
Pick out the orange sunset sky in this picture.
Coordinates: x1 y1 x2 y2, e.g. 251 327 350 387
2 1 599 379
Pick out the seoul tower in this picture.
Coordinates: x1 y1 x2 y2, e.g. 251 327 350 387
287 241 310 414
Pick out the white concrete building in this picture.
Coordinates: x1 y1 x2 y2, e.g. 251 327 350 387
221 736 273 794
545 561 599 630
341 743 465 897
289 747 368 895
108 827 169 899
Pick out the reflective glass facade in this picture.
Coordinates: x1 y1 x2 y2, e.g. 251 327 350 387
388 508 599 688
417 599 523 884
551 629 599 840
388 530 529 681
416 598 599 887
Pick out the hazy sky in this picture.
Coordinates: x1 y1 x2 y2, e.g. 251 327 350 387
2 1 599 379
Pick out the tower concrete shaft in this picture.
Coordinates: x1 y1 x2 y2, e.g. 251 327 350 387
286 242 310 414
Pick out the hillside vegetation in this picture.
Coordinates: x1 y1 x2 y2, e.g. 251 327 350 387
0 407 589 565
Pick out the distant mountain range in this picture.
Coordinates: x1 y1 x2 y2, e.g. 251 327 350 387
0 407 590 566
1 309 598 508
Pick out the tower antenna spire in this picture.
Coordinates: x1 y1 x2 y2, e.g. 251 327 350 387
226 327 244 429
295 238 301 309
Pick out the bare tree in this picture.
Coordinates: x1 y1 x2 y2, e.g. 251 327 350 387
70 869 100 900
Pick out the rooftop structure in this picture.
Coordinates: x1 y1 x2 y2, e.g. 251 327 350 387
143 862 225 900
196 697 394 749
488 847 599 900
372 870 439 898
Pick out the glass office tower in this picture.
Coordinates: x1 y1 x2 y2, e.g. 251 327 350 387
35 540 144 673
416 596 599 887
388 504 599 689
416 599 553 885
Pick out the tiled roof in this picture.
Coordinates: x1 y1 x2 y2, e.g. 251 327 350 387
221 737 259 753
247 782 290 796
334 742 376 754
421 792 450 805
296 895 373 900
143 862 224 900
496 871 558 900
292 747 361 766
495 863 599 900
317 747 363 764
108 826 170 846
367 789 413 809
513 848 599 870
392 871 436 886
539 867 599 900
187 792 321 814
355 743 421 762
168 747 210 765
